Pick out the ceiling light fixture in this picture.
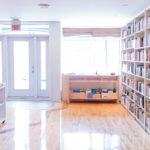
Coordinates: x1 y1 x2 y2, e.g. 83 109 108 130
38 3 50 8
122 4 128 7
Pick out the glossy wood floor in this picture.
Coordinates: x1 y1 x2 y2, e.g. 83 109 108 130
0 102 150 150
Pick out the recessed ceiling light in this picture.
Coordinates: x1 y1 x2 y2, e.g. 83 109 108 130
122 4 128 7
38 3 50 8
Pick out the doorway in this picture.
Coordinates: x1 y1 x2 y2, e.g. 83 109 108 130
8 36 49 97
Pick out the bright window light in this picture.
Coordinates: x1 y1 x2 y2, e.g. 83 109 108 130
62 36 120 75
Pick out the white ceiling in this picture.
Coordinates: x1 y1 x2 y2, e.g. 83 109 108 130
0 0 150 27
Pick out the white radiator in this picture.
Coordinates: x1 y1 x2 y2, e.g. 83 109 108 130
0 84 6 124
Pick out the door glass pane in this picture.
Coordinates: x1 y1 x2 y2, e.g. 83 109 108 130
0 42 2 83
41 41 46 90
14 41 29 89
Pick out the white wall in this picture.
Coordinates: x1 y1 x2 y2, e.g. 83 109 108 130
49 21 62 101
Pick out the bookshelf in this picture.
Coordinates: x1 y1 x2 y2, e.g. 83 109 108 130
62 75 119 103
121 8 150 134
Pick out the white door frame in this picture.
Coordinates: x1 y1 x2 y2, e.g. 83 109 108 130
37 37 50 97
8 37 34 97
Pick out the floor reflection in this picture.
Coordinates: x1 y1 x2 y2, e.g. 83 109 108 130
14 110 30 150
1 103 150 150
63 132 119 150
41 111 47 150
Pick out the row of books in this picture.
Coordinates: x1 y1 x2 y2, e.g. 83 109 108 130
121 74 126 83
121 95 127 106
146 101 150 112
127 24 135 36
121 84 126 94
136 80 144 94
128 63 134 74
135 65 144 77
127 78 134 88
122 63 127 72
127 38 134 48
146 16 150 28
122 40 126 49
127 100 135 114
127 89 134 100
146 49 150 62
146 65 150 79
135 18 145 32
135 37 144 48
135 107 145 123
128 51 134 61
122 53 127 61
146 84 150 98
135 94 144 108
146 33 150 46
135 49 144 61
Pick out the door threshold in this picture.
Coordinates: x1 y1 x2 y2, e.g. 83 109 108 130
7 96 51 101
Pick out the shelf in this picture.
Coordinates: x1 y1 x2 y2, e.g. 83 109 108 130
126 85 135 91
128 109 136 118
134 75 144 79
126 72 134 76
145 78 150 82
121 82 126 86
136 118 145 128
135 90 144 96
135 47 145 50
134 61 144 63
145 61 150 64
145 96 150 100
121 7 150 135
145 46 150 49
70 97 117 100
121 91 127 96
135 29 145 36
126 47 134 50
126 96 134 103
135 103 145 111
127 60 135 63
62 75 119 103
70 80 117 83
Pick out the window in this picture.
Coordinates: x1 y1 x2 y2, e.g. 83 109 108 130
62 36 120 75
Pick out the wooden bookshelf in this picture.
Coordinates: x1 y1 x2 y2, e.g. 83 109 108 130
62 75 119 103
121 7 150 134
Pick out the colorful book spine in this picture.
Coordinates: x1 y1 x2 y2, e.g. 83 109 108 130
136 65 144 77
136 80 144 94
135 93 144 108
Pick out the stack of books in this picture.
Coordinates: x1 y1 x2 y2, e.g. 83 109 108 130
146 49 150 62
135 49 144 61
127 38 134 48
127 78 134 88
146 33 150 46
135 64 144 77
146 84 150 98
127 51 134 61
135 107 144 123
135 93 144 108
146 16 150 28
136 18 145 32
136 80 144 94
122 53 127 61
135 37 145 48
127 24 134 35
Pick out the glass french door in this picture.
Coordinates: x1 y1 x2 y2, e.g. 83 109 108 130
8 37 49 97
37 37 49 97
8 38 34 96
